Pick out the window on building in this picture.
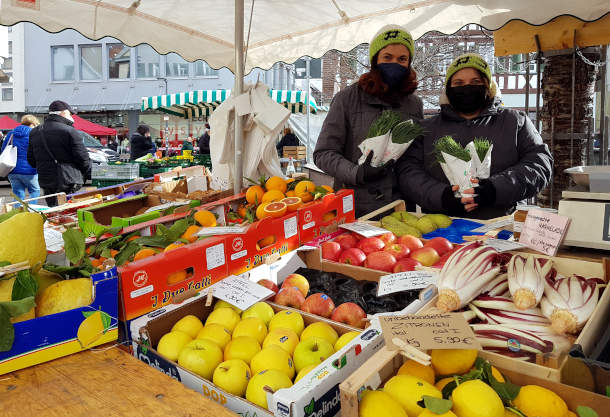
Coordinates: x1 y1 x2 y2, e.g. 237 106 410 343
194 60 218 77
2 88 13 101
165 53 189 77
51 45 75 81
80 45 102 80
1 72 12 85
8 41 12 54
108 43 131 79
1 57 12 70
136 44 160 78
510 55 522 73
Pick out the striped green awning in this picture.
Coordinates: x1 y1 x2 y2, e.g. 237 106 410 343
141 88 317 119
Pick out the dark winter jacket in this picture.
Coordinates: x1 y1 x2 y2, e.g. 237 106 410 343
130 133 155 160
276 133 300 153
27 114 91 190
1 125 36 175
396 99 553 219
313 82 423 217
198 132 210 154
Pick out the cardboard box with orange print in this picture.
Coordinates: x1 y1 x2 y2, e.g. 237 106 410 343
297 189 355 244
117 235 228 321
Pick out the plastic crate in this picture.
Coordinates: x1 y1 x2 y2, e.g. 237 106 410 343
91 178 134 188
91 163 139 180
139 165 172 178
192 154 212 169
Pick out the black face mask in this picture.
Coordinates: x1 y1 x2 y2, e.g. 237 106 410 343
377 63 409 89
446 85 488 114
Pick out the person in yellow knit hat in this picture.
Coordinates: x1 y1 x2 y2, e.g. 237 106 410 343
397 53 553 219
314 24 423 217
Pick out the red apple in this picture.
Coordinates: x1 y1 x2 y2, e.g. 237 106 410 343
321 241 343 262
281 273 310 297
301 293 335 318
384 243 410 260
334 233 359 250
338 248 367 266
357 237 385 255
410 247 440 267
364 251 397 272
433 248 458 268
331 303 367 329
257 279 279 294
393 258 422 273
378 232 397 246
274 286 306 308
398 235 424 252
424 237 454 256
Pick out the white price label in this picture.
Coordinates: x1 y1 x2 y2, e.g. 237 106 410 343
483 238 527 252
284 216 298 239
339 222 387 238
343 194 354 213
208 275 275 310
377 271 438 296
205 243 226 270
196 226 248 236
44 228 65 252
471 218 514 233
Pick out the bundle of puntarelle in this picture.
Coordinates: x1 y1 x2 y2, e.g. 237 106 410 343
466 137 493 179
434 135 473 197
358 110 424 167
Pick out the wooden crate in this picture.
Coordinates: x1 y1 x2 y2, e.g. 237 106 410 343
339 345 610 417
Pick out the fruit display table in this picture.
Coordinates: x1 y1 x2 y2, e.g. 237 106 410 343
0 345 238 417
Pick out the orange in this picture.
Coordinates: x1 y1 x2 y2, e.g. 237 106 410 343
237 203 250 219
110 249 119 258
281 197 302 212
321 185 334 193
164 242 185 252
256 202 270 220
133 248 157 261
167 270 188 285
285 178 295 185
126 235 140 242
194 210 217 227
86 247 92 255
246 185 265 205
262 189 285 203
90 258 103 268
322 211 337 222
294 180 315 195
396 359 435 385
257 235 276 248
298 191 313 203
285 190 296 198
181 225 201 243
265 176 287 194
264 202 288 218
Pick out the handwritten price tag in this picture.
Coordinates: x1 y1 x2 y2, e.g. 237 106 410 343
379 313 481 351
519 209 571 256
377 271 438 296
339 222 388 238
483 238 528 253
207 275 275 311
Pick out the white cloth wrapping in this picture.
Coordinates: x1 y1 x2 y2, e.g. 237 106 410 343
357 129 414 167
465 141 493 179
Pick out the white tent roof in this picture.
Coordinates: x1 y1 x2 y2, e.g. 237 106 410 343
1 1 608 73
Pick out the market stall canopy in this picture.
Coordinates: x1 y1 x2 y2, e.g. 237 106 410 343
72 115 117 136
141 89 317 119
0 115 19 130
1 1 607 73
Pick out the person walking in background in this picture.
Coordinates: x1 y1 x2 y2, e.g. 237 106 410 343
28 100 91 206
182 136 194 153
198 123 210 154
120 136 130 155
276 127 299 155
107 136 118 152
130 124 155 160
1 115 41 202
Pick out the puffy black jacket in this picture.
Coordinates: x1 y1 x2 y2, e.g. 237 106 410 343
130 133 155 160
198 132 210 154
27 114 91 190
276 133 300 153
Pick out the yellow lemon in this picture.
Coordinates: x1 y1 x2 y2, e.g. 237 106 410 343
418 410 457 417
384 374 442 417
436 377 454 392
513 385 568 417
359 389 407 417
36 278 93 317
397 359 436 385
430 349 478 376
451 379 504 417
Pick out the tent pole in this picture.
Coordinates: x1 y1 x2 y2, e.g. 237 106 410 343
306 57 311 163
234 0 245 194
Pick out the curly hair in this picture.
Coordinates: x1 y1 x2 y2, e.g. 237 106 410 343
358 67 418 99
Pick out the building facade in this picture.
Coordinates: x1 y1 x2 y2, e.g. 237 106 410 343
0 23 25 115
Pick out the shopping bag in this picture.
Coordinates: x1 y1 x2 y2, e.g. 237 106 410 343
0 134 17 176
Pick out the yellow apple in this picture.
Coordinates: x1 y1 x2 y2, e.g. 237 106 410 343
334 331 360 351
205 307 241 333
232 317 268 344
263 327 299 355
242 302 275 325
224 336 261 365
250 345 295 380
300 322 338 346
294 364 317 383
171 314 204 338
269 310 305 336
177 339 223 380
293 337 335 373
214 299 242 313
213 359 251 397
196 323 232 350
246 369 293 410
156 330 192 361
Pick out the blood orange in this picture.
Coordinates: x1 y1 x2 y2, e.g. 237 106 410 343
263 201 288 218
281 197 302 212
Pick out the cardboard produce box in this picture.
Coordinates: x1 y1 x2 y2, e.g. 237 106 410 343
130 290 384 417
296 189 355 244
339 344 610 417
0 268 119 375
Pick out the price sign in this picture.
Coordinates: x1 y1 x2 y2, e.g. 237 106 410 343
377 271 438 296
471 218 514 233
519 209 571 256
207 275 275 311
483 238 528 253
339 222 388 238
379 313 481 351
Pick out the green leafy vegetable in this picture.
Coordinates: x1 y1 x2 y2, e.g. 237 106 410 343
391 120 426 144
63 227 87 265
0 296 36 318
434 136 471 163
418 396 453 414
11 269 38 301
43 263 85 278
473 138 491 161
577 406 599 417
0 306 14 352
115 241 142 266
367 110 402 138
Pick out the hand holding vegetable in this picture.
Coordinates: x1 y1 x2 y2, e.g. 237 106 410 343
357 151 395 184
